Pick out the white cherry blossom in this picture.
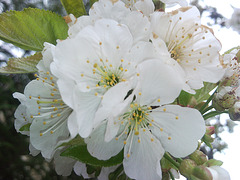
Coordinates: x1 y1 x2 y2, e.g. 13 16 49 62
51 19 156 138
14 43 73 159
151 6 225 92
85 60 205 180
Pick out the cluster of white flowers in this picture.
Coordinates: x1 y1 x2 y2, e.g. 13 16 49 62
13 0 231 179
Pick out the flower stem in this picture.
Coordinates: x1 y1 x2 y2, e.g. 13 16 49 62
199 88 217 114
164 153 180 169
201 105 214 114
203 110 228 120
169 170 175 180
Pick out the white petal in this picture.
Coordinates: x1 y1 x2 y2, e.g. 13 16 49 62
68 15 91 38
67 111 79 138
72 88 102 138
207 166 230 180
85 122 125 160
54 149 76 176
30 109 71 159
74 162 91 178
150 105 205 158
134 0 154 16
98 165 119 180
121 11 151 43
123 129 163 180
137 59 184 105
29 143 40 156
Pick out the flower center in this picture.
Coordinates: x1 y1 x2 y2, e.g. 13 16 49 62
93 62 126 89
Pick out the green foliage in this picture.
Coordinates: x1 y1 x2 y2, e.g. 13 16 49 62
61 144 124 167
0 52 42 74
0 8 68 51
19 123 31 131
60 0 86 17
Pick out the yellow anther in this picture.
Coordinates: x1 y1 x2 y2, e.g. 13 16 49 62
120 67 123 71
81 74 84 77
138 92 142 96
138 139 141 143
46 71 50 75
149 123 152 126
109 64 113 67
38 96 41 99
151 138 154 142
37 78 40 81
99 42 102 45
121 59 124 62
163 108 166 112
42 80 45 83
115 137 119 140
51 115 54 118
137 73 140 76
116 46 119 49
135 131 139 135
100 58 103 62
125 131 128 134
44 77 48 80
127 154 130 158
34 74 38 77
134 103 138 107
157 99 160 102
125 69 128 72
124 141 127 144
54 107 58 111
57 114 61 117
148 107 152 110
143 129 146 132
198 59 201 63
87 86 90 89
130 104 134 108
152 119 154 122
96 84 99 87
40 133 43 136
30 115 33 118
50 131 54 134
168 137 172 140
51 83 55 86
95 92 98 96
43 122 46 125
38 112 40 115
87 60 90 63
177 59 180 63
193 68 197 71
160 128 163 132
138 107 141 111
50 77 53 80
175 116 179 120
103 85 107 88
51 93 54 96
38 106 41 109
29 96 32 99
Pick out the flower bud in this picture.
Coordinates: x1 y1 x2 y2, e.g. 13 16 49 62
229 102 240 121
213 86 239 111
206 126 215 135
192 165 213 180
179 159 197 178
189 150 208 165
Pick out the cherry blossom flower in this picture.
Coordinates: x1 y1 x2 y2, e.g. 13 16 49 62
14 43 72 159
51 19 156 138
151 6 225 92
85 60 205 180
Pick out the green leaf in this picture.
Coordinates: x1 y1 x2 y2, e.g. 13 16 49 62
178 90 193 106
90 0 98 6
19 123 31 131
203 159 223 167
60 0 86 18
0 52 42 74
61 144 123 167
57 135 85 148
0 8 68 51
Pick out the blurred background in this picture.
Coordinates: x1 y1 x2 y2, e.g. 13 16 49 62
0 0 240 179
